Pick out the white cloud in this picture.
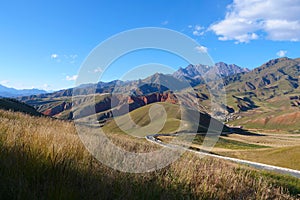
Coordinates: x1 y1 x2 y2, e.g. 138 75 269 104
195 25 202 31
195 45 208 53
264 20 300 41
161 20 169 25
210 0 300 43
93 67 103 73
66 75 78 81
193 30 204 36
51 53 78 64
277 50 288 57
189 25 205 36
51 54 59 59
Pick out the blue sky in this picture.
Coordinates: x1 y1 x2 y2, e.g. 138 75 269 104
1 0 300 90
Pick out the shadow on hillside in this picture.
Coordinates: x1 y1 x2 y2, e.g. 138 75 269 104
228 127 266 136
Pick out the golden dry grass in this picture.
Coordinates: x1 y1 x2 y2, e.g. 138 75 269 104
159 132 300 171
0 109 299 199
219 146 300 171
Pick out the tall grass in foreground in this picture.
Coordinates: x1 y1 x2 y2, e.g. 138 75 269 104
0 110 299 199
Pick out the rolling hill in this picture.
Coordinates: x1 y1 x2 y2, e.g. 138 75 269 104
220 57 300 131
0 98 42 116
224 57 300 97
102 102 228 135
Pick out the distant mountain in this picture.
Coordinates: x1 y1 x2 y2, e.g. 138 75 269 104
19 73 205 120
173 64 211 80
0 84 47 97
14 57 300 132
18 62 248 100
220 57 300 131
17 62 251 120
213 62 250 77
224 57 300 97
173 62 250 86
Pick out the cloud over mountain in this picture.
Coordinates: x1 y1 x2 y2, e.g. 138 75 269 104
210 0 300 43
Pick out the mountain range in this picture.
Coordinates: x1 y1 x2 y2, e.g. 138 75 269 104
0 84 47 97
13 61 248 128
17 61 248 99
8 57 300 132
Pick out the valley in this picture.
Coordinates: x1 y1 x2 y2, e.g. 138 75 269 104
157 131 300 171
3 1 300 199
1 57 300 198
6 58 300 173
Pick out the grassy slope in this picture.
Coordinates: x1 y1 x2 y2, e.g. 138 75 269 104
25 94 112 120
103 102 227 135
103 102 181 134
229 95 300 132
225 58 300 131
0 98 42 116
192 58 300 132
158 131 300 171
0 109 299 199
193 135 269 150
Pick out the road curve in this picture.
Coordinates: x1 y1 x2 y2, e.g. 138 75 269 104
145 134 300 179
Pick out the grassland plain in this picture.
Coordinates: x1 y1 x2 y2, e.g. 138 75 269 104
158 132 300 172
219 146 300 171
0 109 300 199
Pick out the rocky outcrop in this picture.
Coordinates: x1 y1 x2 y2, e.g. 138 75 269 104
43 102 71 116
128 92 178 106
43 102 66 117
173 62 249 82
40 92 179 119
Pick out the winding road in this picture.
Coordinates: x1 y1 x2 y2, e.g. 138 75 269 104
145 134 300 179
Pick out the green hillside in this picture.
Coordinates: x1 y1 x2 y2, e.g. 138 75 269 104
222 58 300 131
224 57 300 96
0 98 42 116
103 102 228 135
192 57 300 131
